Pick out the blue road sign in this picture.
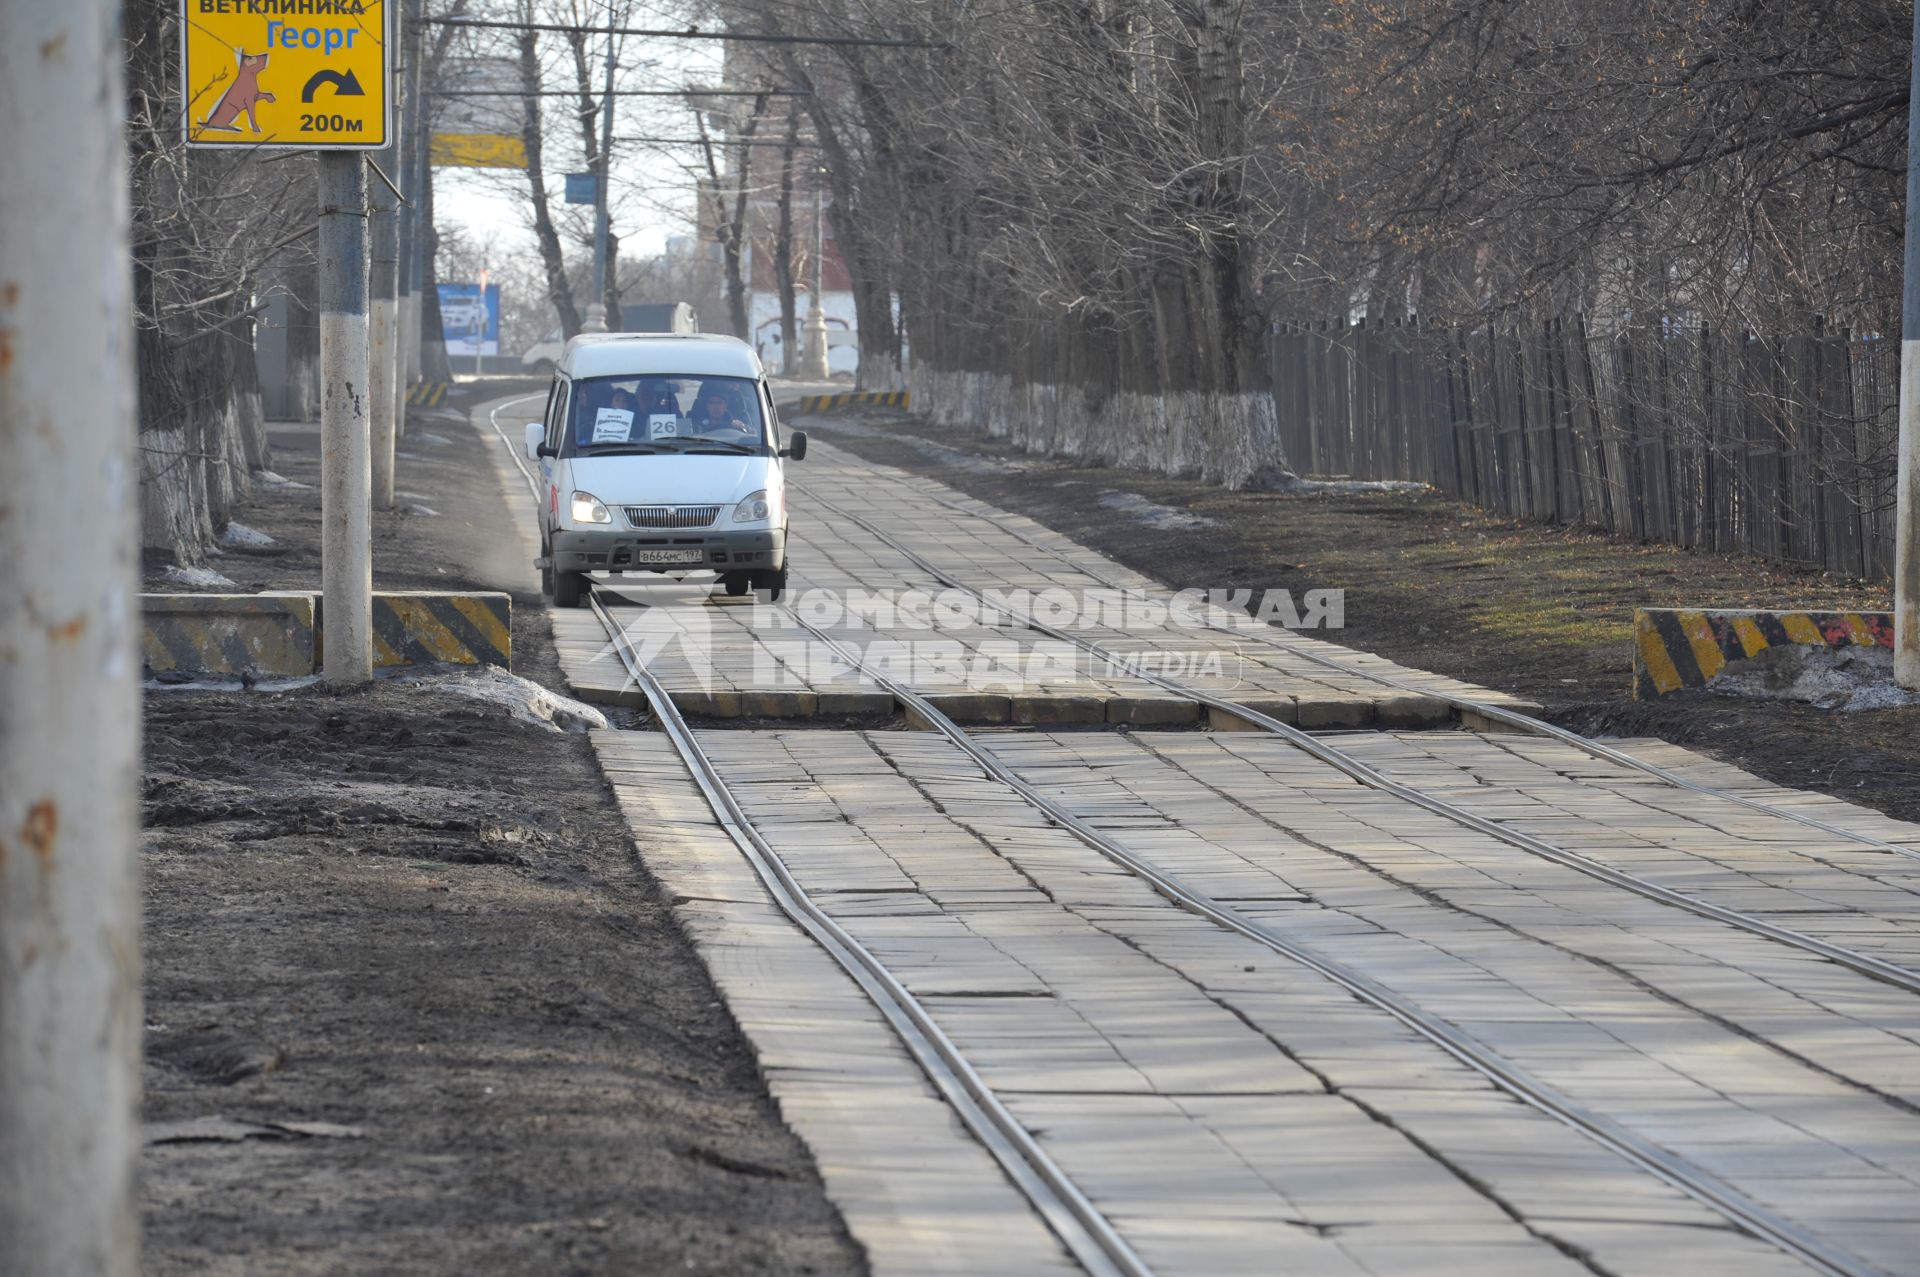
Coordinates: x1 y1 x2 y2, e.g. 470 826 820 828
565 172 598 205
438 282 500 356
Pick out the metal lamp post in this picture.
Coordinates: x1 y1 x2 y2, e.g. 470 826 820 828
800 183 830 379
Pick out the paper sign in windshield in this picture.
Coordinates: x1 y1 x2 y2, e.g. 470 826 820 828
591 408 634 443
647 414 680 440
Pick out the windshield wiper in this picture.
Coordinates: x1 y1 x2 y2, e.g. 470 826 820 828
681 440 758 454
578 444 662 455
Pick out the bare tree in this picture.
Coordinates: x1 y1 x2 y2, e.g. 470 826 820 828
695 89 772 339
517 6 583 337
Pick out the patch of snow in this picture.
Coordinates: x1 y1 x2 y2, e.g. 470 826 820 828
1268 475 1430 496
1711 645 1920 712
161 564 237 589
1096 490 1214 530
395 451 423 461
219 522 275 549
398 665 609 733
403 504 441 517
395 490 434 501
145 674 320 693
411 431 456 447
254 469 311 490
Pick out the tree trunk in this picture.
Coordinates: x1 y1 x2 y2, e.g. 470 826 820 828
775 107 800 373
521 27 581 338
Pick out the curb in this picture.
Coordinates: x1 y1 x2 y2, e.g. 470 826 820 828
791 390 910 413
406 382 450 407
1632 607 1893 699
143 591 510 679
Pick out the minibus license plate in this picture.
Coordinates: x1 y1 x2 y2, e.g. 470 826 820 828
633 549 704 565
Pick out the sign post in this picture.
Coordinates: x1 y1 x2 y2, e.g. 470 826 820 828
185 0 391 684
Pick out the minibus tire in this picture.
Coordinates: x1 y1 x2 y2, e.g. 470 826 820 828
755 567 787 602
722 573 750 597
551 568 587 608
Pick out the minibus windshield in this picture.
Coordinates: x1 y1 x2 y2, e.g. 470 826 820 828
567 374 766 455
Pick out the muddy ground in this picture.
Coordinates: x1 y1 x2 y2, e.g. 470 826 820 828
792 408 1920 823
139 384 863 1275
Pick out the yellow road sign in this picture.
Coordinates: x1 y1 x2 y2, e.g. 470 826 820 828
182 1 389 149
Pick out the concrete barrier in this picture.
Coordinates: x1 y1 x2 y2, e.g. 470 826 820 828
144 590 511 678
363 592 512 669
791 390 909 413
143 593 318 678
1632 607 1893 699
405 381 449 407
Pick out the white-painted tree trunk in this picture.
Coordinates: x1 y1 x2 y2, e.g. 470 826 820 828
0 2 143 1274
909 365 1291 490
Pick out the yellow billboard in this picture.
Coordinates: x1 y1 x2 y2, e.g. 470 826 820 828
431 134 530 169
182 0 389 149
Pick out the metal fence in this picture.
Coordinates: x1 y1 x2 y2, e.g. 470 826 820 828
1268 317 1901 579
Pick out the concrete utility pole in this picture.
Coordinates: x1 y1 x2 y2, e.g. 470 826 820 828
800 184 831 379
319 154 375 683
0 1 143 1273
581 1 617 333
397 0 425 400
370 156 399 512
1899 10 1920 689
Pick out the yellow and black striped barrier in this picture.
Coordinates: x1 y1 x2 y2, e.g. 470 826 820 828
406 382 450 407
365 592 512 670
791 390 910 413
1633 607 1893 699
143 592 318 679
143 591 510 679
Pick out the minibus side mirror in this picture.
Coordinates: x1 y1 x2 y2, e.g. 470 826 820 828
782 430 807 461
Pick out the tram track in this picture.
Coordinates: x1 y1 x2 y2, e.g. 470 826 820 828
487 394 1153 1277
487 394 1899 1274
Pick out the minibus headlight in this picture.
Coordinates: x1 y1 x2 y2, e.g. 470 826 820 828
733 490 771 523
570 491 612 524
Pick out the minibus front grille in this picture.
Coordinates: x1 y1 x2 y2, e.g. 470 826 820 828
624 504 721 529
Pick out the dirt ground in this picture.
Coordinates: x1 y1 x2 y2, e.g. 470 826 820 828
792 409 1920 824
139 384 863 1276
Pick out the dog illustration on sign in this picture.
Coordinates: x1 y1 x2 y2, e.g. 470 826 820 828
203 51 275 133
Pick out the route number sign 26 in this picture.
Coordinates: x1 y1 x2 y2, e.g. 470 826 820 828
182 0 389 149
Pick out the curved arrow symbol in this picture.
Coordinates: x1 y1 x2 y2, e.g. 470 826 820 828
301 69 365 103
